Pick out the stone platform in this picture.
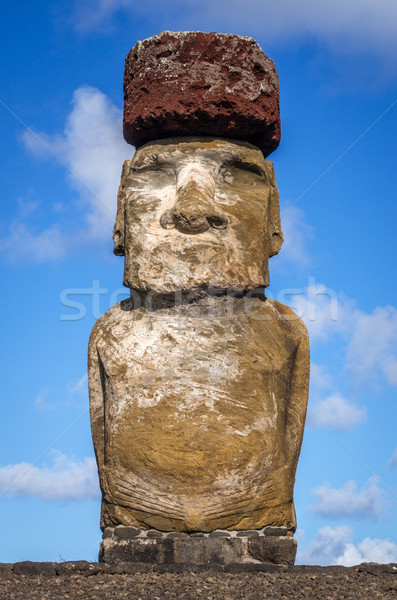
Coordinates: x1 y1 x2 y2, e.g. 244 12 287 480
99 526 297 566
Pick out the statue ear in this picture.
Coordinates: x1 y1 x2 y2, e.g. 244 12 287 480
113 160 131 257
265 162 284 257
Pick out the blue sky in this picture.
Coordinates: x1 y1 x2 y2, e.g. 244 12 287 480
0 0 396 565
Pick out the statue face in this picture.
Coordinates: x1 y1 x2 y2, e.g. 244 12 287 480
114 138 283 293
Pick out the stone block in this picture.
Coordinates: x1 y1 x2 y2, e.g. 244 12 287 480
146 529 163 538
262 526 288 536
209 531 231 538
102 527 114 539
99 538 173 564
248 536 297 566
99 533 297 566
114 526 141 538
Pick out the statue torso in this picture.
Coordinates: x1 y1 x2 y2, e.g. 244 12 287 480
89 295 308 531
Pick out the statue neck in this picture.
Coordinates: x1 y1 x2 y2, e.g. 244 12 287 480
129 287 267 312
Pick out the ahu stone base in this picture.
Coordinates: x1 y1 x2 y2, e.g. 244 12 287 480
99 527 297 567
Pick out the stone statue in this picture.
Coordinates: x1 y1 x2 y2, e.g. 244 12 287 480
89 32 309 564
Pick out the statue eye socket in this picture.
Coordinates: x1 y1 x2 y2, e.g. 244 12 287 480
220 161 266 182
128 166 176 190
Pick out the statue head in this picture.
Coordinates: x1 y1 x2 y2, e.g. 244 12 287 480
114 32 283 294
113 137 283 293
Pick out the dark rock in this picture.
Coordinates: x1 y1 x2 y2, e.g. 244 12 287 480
105 562 152 574
262 526 288 536
2 560 397 598
0 563 13 577
114 526 141 538
123 31 280 157
236 530 259 537
294 564 354 574
12 561 57 576
152 562 225 573
226 562 287 573
166 532 189 539
248 536 297 566
56 561 105 576
100 538 168 564
173 538 242 565
102 527 114 539
358 562 397 575
99 532 298 566
209 531 231 538
146 530 164 538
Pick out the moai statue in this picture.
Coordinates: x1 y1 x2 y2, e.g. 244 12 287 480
89 32 309 566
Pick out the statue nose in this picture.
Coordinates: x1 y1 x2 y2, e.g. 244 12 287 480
160 181 228 234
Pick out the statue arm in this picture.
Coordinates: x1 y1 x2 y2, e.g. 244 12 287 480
88 326 106 474
286 327 310 474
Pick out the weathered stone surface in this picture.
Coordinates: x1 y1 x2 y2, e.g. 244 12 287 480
90 26 310 559
263 526 288 537
102 527 114 539
99 534 297 566
4 562 397 598
358 562 397 575
102 527 291 540
13 561 56 576
89 137 309 537
89 291 309 533
114 526 141 538
172 538 242 566
0 563 13 577
99 538 169 565
55 561 105 576
146 530 163 538
248 536 297 566
113 139 284 292
123 32 280 157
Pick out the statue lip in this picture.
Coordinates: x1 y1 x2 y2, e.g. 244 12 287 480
173 236 224 248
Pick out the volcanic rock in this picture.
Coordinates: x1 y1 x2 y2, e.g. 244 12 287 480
123 31 280 156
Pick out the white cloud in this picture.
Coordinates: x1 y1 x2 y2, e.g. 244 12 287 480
308 363 365 431
309 393 366 430
34 388 54 411
298 525 397 566
310 363 333 391
23 85 131 241
282 284 397 389
70 0 397 63
337 537 397 566
273 205 312 270
69 374 88 396
1 86 131 262
298 525 352 565
0 452 100 501
0 222 69 262
346 306 397 388
280 280 357 341
389 448 397 469
311 478 382 519
70 0 133 34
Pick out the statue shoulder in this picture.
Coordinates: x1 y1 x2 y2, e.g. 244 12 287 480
264 297 309 341
88 297 135 349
